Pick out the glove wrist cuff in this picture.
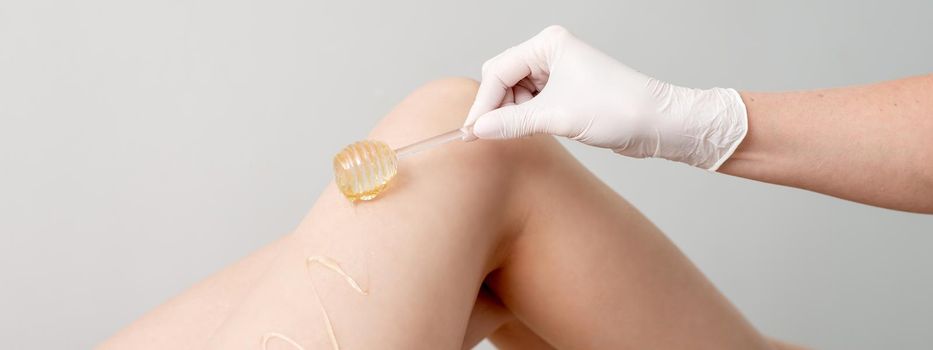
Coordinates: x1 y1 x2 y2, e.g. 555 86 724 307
652 86 748 170
705 88 748 171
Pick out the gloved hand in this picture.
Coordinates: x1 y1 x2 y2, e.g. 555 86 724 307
463 25 748 171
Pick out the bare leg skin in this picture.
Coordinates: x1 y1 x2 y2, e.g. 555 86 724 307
461 285 557 350
196 79 548 349
489 318 558 350
98 237 288 349
99 235 544 350
101 78 794 349
101 80 548 349
484 145 774 348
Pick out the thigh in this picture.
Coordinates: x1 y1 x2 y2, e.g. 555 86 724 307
102 238 553 350
490 141 772 349
463 285 557 350
99 236 288 349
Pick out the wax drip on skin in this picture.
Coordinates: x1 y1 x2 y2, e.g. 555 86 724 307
261 333 306 350
308 256 369 350
260 256 368 350
306 256 368 295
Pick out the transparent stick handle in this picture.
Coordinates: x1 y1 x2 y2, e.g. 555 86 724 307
394 125 473 160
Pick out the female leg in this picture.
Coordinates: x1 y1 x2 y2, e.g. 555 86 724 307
101 78 553 349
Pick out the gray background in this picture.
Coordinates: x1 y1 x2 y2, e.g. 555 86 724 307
1 0 932 349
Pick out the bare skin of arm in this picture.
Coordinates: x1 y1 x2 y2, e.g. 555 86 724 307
720 75 933 213
100 78 802 349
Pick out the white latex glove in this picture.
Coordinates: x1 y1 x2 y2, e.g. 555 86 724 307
463 25 748 171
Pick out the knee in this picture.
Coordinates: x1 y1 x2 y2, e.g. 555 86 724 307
361 77 567 206
368 77 480 145
343 77 573 251
376 77 560 162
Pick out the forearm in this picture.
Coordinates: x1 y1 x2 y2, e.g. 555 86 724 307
719 75 933 213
